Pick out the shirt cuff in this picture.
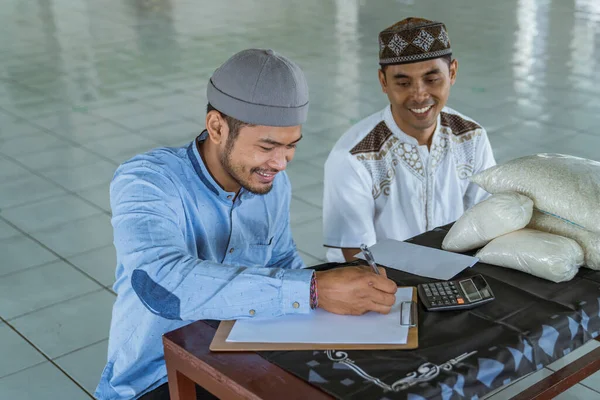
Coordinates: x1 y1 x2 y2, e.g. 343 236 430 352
281 268 314 315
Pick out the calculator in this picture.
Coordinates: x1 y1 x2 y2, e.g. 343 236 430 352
417 274 495 311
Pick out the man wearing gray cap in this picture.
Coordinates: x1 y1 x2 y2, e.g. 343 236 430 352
95 49 397 400
323 18 496 262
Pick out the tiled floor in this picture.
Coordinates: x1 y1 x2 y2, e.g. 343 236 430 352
1 0 600 399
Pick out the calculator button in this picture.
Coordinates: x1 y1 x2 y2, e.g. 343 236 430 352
451 299 457 304
444 300 451 305
457 298 465 304
449 282 455 287
430 301 437 306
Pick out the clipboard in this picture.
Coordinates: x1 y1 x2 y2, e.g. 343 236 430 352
210 286 418 351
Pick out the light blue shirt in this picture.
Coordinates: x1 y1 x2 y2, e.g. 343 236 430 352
95 132 313 400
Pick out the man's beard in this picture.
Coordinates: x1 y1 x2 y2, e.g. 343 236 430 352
220 138 274 195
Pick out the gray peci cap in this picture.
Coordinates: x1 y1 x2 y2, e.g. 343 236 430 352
207 49 309 127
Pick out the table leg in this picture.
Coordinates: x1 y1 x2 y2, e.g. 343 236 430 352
166 365 197 400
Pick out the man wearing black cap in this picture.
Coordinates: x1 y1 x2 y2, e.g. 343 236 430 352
323 18 496 262
95 49 397 400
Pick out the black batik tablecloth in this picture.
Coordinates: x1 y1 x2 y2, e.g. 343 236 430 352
258 225 600 400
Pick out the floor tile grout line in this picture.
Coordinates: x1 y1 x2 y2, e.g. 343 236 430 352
3 81 203 147
0 360 47 382
291 195 323 210
104 285 116 295
0 209 107 238
0 257 63 280
0 191 68 213
52 337 110 361
0 181 111 215
290 215 322 228
0 90 204 161
0 151 112 218
581 382 600 394
0 316 95 398
291 194 322 210
5 288 107 323
0 99 132 167
5 65 206 131
0 216 116 295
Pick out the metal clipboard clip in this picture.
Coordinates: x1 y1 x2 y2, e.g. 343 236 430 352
400 300 417 327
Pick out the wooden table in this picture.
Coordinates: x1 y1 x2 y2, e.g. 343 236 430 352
163 224 600 399
163 320 600 400
163 320 332 400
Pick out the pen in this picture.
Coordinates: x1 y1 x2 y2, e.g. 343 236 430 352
360 244 380 275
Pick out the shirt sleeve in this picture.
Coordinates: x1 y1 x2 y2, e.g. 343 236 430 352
110 161 314 322
323 150 376 248
463 128 497 209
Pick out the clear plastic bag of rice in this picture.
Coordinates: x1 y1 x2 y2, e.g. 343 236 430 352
470 154 600 234
528 210 600 270
442 192 533 252
476 229 584 283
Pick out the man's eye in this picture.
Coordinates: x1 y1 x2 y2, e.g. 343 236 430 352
428 79 440 83
398 82 410 87
260 146 274 151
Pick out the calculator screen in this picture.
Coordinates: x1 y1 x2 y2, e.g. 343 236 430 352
460 279 482 302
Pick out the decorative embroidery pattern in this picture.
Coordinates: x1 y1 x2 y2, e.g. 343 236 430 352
438 27 450 46
349 111 483 199
440 112 481 136
412 29 435 51
440 112 482 179
387 34 409 55
326 350 478 392
351 122 428 199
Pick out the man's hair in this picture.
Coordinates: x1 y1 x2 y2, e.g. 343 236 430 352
380 54 452 74
206 103 252 141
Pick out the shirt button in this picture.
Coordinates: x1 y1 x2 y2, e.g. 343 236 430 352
249 309 255 316
293 302 300 309
229 248 234 253
227 195 232 200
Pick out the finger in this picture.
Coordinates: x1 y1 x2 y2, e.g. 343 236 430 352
377 266 387 277
367 301 393 315
369 289 396 307
368 275 398 294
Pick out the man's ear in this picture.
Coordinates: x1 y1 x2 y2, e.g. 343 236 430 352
205 110 227 145
449 59 458 85
378 68 388 94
